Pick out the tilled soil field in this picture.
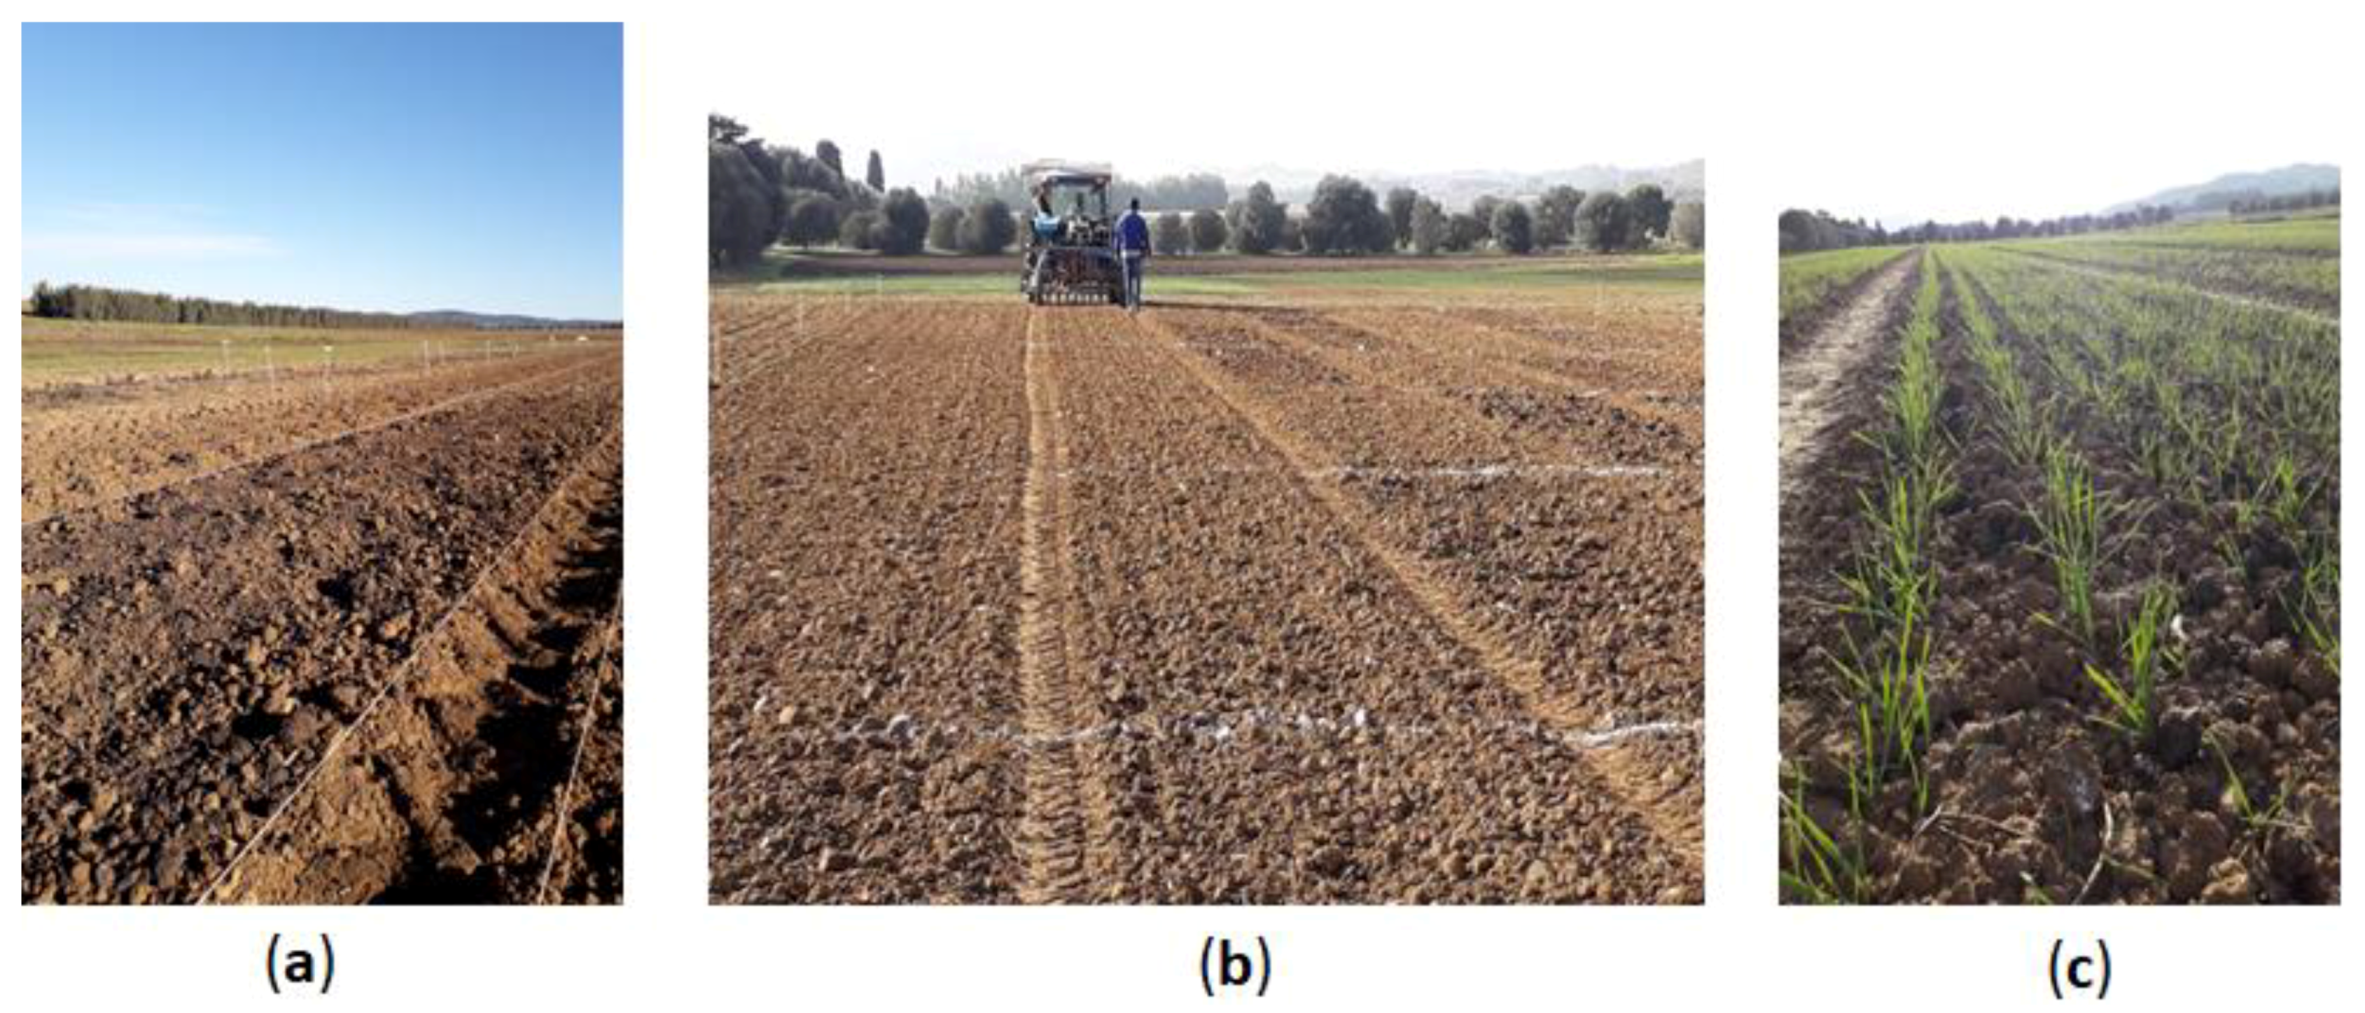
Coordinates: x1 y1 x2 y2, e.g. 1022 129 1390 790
20 345 624 905
710 290 1702 904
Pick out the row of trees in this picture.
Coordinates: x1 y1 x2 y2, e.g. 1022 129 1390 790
2225 187 2340 216
25 282 421 329
1778 205 2178 253
936 168 1229 212
710 114 923 264
1280 177 1701 255
711 114 1704 262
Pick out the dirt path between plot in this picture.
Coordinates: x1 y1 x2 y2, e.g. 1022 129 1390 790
1778 251 1917 497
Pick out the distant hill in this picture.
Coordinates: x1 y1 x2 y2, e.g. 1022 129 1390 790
409 309 622 331
2106 163 2340 214
1216 159 1706 210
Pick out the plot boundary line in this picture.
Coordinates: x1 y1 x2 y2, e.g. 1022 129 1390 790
1136 310 1705 879
194 414 624 906
22 353 612 531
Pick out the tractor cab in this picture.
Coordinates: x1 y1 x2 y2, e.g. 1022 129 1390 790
1020 160 1124 305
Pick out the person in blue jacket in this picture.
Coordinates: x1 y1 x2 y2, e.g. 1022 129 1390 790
1114 197 1150 311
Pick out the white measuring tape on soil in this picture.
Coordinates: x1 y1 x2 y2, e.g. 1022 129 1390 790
728 702 1699 754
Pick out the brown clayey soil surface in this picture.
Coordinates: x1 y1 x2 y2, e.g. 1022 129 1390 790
710 290 1702 904
21 345 622 905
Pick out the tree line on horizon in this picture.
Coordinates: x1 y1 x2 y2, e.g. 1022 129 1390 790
1778 204 2179 254
2222 187 2339 217
709 113 1705 266
24 282 427 329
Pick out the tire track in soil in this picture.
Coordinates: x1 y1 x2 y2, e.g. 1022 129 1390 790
22 354 611 530
203 427 624 904
1134 311 1703 877
1779 251 1918 498
1013 310 1118 903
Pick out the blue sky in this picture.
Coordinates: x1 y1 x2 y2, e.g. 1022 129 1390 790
22 23 620 320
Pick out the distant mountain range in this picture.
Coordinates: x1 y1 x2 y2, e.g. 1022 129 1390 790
409 309 622 331
2105 162 2340 214
1214 159 1706 210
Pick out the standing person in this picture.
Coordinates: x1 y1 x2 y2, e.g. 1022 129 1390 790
1115 196 1151 311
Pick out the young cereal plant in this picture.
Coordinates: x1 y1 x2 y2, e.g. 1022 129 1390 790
2204 732 2303 841
2216 496 2260 576
2031 445 2112 650
1827 595 1935 818
2084 581 2180 744
2263 452 2312 536
1781 766 1865 904
2293 541 2340 677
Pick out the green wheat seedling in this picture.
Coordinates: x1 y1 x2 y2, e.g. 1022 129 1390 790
2204 733 2301 840
2263 453 2312 536
2293 542 2341 677
1828 601 1935 817
1780 766 1865 904
2031 445 2112 650
2084 581 2179 743
2216 496 2260 575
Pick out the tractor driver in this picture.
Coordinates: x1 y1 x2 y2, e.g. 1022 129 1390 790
1116 197 1150 311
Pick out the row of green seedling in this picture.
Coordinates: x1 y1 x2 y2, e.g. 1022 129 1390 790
1840 252 1950 817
